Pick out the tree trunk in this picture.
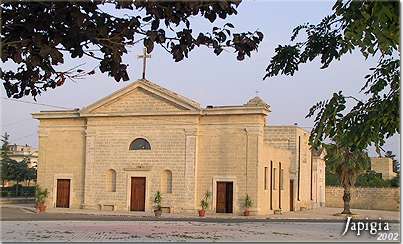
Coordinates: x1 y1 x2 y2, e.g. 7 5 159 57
15 181 19 197
341 185 352 214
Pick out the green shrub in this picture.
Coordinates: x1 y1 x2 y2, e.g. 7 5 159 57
200 191 211 210
244 194 253 209
1 185 36 197
326 170 399 188
35 186 49 204
355 171 387 187
153 191 162 210
325 171 340 186
388 174 400 187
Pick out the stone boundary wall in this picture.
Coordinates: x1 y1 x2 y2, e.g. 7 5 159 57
325 186 400 211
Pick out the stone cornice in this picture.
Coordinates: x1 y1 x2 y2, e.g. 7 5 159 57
32 110 80 119
202 106 269 115
80 111 201 117
33 106 269 119
123 166 152 171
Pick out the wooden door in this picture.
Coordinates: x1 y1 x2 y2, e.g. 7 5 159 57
216 182 233 213
56 179 70 208
225 182 233 213
130 177 146 211
216 182 226 213
290 179 294 211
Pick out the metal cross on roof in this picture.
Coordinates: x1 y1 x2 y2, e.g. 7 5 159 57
138 47 151 79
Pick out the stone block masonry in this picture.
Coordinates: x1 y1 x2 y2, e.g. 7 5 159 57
325 186 400 211
32 79 326 216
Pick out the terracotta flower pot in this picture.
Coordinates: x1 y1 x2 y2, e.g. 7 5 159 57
154 209 162 217
36 203 46 213
198 209 205 217
243 209 250 216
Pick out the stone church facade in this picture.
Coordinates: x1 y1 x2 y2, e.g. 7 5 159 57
33 79 325 215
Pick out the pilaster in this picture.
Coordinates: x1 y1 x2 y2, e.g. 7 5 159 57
82 129 97 209
184 128 198 210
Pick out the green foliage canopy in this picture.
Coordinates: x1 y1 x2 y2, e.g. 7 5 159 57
265 0 400 152
325 142 371 188
1 1 263 99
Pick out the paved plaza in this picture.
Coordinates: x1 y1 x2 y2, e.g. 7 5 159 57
1 205 400 242
2 220 400 242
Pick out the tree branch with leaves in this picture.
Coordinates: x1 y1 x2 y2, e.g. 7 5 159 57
265 0 399 152
1 1 263 99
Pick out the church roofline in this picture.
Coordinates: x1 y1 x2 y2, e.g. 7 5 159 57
202 106 269 115
264 125 311 133
79 79 201 114
141 79 201 109
205 105 271 112
32 79 271 119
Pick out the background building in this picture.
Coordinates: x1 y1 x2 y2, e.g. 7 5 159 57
6 144 38 168
371 157 397 180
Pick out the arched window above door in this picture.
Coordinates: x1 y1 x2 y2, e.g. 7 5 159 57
129 138 151 150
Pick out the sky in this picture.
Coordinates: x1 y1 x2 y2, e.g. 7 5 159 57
1 1 400 158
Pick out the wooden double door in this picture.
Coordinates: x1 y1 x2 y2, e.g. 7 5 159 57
56 179 70 208
130 177 146 211
216 182 233 213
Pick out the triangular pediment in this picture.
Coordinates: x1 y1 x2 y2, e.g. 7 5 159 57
80 79 201 115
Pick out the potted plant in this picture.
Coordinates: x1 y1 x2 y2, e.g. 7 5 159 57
153 191 162 217
243 194 253 216
35 186 49 213
198 191 211 217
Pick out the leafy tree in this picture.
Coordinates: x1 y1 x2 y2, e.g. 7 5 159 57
324 142 370 214
0 160 11 188
1 132 11 159
0 132 13 187
265 1 399 153
1 1 263 99
25 164 37 188
8 159 29 196
0 133 37 195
